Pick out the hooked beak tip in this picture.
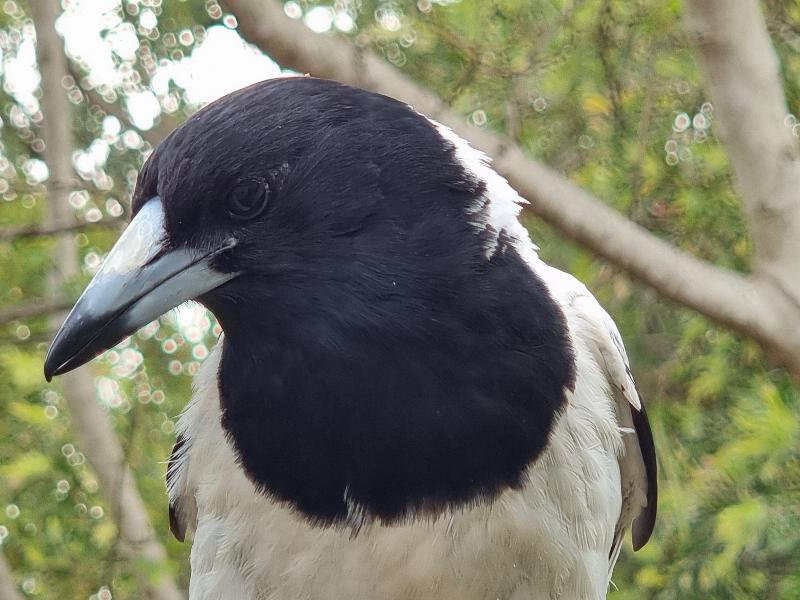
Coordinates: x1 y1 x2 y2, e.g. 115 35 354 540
43 361 57 382
43 349 55 382
43 346 67 382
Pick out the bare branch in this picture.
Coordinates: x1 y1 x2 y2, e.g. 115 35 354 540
58 371 186 598
0 551 23 600
685 0 800 300
0 218 121 241
0 297 73 326
30 2 184 598
223 0 800 376
77 76 177 148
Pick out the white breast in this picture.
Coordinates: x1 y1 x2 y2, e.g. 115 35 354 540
170 322 624 600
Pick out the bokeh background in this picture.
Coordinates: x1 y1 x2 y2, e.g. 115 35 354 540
1 0 799 598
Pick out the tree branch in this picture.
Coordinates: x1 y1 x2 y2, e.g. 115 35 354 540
222 0 800 375
0 297 73 326
684 0 800 300
0 218 121 241
0 551 22 600
75 73 178 149
30 3 183 599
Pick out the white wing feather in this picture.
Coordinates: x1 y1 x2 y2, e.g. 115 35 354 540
535 264 654 574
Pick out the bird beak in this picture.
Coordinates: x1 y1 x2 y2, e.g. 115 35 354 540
44 197 237 381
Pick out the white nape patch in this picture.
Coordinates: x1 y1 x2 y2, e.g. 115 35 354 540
429 120 540 263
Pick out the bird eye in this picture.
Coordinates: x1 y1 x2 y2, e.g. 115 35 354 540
225 179 270 221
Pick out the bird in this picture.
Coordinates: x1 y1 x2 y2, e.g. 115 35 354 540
45 77 656 600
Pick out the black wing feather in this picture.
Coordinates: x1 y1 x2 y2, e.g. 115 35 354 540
630 404 657 550
167 434 187 542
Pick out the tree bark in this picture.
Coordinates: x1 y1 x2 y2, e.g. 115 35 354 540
0 552 22 600
78 80 179 149
30 2 183 599
0 218 120 241
222 0 800 376
0 297 73 326
684 0 800 302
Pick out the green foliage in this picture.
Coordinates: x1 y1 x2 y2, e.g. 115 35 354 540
0 0 799 597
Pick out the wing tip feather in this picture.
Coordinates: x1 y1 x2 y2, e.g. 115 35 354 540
630 403 658 551
167 434 188 543
169 503 186 542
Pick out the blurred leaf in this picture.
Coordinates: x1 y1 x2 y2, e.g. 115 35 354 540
7 401 50 427
0 450 50 488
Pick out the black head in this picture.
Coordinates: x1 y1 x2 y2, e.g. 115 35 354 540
46 77 576 526
133 77 482 290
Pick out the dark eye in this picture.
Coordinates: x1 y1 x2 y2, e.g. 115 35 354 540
225 179 269 221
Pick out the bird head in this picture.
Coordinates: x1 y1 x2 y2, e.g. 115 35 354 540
45 77 574 524
44 77 485 378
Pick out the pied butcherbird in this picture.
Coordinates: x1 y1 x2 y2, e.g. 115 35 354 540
45 77 656 600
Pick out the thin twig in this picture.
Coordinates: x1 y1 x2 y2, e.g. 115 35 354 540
0 297 74 326
70 64 177 148
0 218 121 241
